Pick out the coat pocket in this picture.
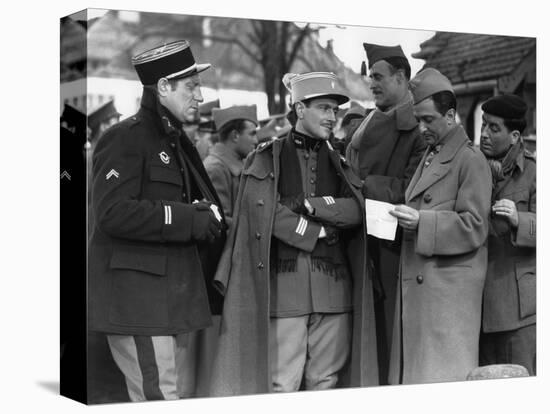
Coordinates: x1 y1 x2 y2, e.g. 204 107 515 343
109 248 169 327
515 262 536 319
150 165 183 185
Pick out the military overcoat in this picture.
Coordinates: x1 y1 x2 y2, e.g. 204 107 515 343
209 136 379 396
389 126 492 384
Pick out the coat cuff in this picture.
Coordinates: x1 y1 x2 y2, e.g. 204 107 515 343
416 209 436 256
160 201 194 242
512 212 536 247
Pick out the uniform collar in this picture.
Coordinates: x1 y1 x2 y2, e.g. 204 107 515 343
209 142 243 176
291 128 324 151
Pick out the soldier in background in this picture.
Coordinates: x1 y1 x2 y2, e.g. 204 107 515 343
204 105 258 229
345 43 426 384
478 94 536 375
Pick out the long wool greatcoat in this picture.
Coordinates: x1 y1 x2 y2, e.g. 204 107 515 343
389 125 492 384
209 136 379 396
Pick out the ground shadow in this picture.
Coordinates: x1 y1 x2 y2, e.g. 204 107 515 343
37 381 59 395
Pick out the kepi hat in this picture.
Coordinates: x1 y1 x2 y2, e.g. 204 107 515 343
132 40 210 85
282 72 349 105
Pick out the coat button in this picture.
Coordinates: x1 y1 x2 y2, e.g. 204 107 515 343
311 166 316 172
423 193 432 203
310 192 315 197
170 143 176 148
416 275 424 284
269 172 275 179
255 232 261 240
257 262 264 269
304 153 310 160
257 199 264 206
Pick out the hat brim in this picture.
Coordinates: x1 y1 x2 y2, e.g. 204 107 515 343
301 93 349 106
170 63 211 80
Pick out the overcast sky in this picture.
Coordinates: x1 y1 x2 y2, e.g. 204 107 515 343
86 9 434 77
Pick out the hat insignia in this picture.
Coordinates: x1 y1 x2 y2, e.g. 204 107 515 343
331 81 335 89
159 151 170 164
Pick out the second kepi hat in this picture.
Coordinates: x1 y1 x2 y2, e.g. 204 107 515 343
409 68 454 104
282 72 349 105
212 105 258 132
132 40 210 85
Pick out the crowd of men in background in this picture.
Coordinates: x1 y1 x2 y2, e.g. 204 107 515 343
61 37 536 403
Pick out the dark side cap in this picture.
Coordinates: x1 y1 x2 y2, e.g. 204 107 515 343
482 94 527 120
363 43 406 68
132 40 210 85
61 104 86 126
88 100 121 131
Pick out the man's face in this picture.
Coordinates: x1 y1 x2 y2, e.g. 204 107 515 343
369 60 403 110
480 112 517 158
413 97 453 147
297 97 339 140
235 120 258 159
162 74 204 123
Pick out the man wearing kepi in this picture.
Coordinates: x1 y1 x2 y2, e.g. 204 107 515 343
210 72 378 396
204 105 258 230
89 40 226 401
478 95 536 375
345 43 426 384
388 68 492 384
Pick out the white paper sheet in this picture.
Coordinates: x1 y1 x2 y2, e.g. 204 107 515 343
365 198 398 241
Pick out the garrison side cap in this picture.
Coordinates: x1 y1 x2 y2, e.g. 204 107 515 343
61 103 86 125
409 67 454 104
132 40 210 85
283 72 349 105
199 99 221 117
88 100 121 131
212 105 258 132
363 43 407 68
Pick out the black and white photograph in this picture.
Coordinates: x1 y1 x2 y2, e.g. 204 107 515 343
3 0 548 413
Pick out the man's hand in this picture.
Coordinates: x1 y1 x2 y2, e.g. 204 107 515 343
389 204 420 230
493 199 519 228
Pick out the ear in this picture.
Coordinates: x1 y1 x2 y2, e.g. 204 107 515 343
229 129 239 143
295 102 306 119
510 130 521 145
157 77 170 97
395 69 406 84
445 108 456 124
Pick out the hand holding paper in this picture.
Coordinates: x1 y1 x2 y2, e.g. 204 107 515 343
365 199 398 241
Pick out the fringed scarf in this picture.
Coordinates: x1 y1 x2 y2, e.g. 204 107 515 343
272 130 348 279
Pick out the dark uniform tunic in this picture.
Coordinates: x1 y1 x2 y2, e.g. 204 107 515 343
88 88 225 337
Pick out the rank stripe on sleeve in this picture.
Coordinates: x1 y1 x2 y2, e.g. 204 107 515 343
295 216 308 236
164 205 172 225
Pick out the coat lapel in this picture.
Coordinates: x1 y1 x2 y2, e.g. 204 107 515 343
406 126 469 202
